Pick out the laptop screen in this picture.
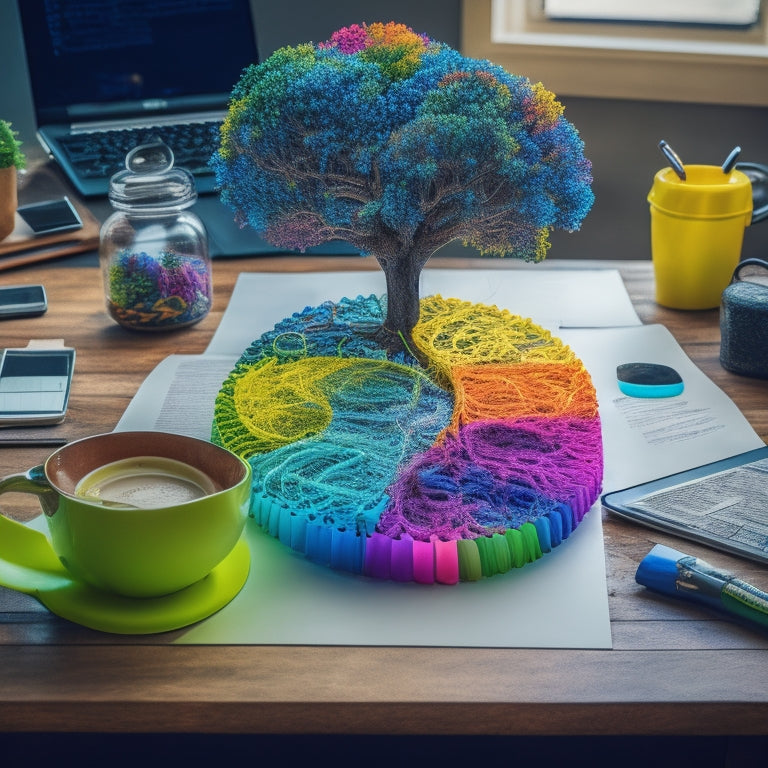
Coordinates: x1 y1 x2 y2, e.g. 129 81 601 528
18 0 259 124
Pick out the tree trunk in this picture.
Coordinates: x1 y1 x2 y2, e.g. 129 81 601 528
375 250 429 361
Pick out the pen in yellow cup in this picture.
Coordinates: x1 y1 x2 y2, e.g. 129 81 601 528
658 139 686 181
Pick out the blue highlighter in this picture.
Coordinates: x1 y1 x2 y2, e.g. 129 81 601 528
617 362 683 398
636 544 768 631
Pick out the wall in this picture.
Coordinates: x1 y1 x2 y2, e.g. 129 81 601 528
1 0 767 261
550 95 768 261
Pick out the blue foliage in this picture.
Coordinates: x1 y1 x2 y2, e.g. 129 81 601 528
212 25 594 262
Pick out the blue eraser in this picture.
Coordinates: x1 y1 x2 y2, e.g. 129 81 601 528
617 362 683 398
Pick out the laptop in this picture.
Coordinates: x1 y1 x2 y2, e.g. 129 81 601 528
17 0 259 198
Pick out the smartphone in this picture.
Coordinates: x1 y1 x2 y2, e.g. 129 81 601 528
16 196 82 236
0 284 48 319
0 346 75 426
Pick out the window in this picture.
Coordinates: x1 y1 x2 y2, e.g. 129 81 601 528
540 1 761 27
461 0 768 105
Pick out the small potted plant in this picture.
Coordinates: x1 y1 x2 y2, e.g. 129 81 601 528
0 120 26 241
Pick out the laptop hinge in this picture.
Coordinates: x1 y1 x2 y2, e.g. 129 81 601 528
70 111 227 134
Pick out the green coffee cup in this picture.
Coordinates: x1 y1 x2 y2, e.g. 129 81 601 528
0 431 251 597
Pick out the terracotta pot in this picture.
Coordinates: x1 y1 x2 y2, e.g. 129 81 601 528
0 165 18 241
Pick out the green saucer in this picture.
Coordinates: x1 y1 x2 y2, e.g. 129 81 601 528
0 520 250 635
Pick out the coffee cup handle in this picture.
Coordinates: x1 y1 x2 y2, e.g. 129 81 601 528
0 467 69 595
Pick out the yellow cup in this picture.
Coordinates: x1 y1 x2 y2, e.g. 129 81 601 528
648 165 754 310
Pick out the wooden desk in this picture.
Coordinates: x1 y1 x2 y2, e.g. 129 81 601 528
1 256 767 740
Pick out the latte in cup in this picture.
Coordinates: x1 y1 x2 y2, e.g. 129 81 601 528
75 456 218 508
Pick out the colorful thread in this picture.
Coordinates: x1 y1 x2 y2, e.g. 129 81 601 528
106 250 211 329
213 294 603 584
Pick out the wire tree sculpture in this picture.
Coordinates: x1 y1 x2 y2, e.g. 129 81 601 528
213 22 594 354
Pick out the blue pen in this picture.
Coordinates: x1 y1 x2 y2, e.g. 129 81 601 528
636 544 768 631
658 139 686 181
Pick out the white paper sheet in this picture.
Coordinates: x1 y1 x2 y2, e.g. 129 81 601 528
177 500 608 646
117 267 645 648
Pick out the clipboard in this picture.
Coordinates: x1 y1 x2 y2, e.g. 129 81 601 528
601 445 768 565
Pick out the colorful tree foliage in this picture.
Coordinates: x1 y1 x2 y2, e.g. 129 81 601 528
213 22 594 352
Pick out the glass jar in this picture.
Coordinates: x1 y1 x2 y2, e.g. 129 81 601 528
99 141 212 331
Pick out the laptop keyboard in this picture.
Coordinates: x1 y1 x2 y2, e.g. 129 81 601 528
59 121 221 184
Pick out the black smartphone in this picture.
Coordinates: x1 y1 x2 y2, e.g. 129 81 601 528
0 346 76 426
16 196 82 236
0 284 48 319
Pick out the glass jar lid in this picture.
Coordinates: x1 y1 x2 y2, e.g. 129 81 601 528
108 141 197 211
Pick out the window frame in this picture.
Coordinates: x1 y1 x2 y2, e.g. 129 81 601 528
460 0 768 106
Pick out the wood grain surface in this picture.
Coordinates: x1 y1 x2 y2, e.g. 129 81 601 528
1 256 767 736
